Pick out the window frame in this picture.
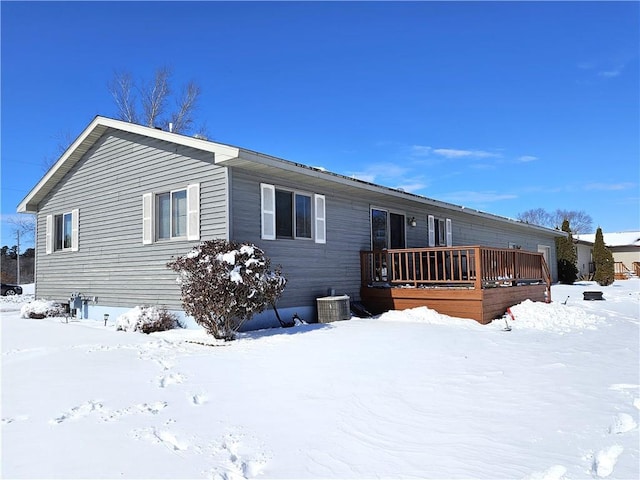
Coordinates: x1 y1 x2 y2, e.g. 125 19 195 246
436 218 446 246
46 209 79 254
54 212 73 251
428 214 452 247
142 183 199 245
275 187 313 240
261 183 325 243
156 188 188 241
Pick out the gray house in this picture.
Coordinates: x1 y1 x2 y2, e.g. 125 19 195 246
18 116 564 327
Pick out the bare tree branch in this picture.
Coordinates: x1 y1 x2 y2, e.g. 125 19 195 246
140 66 171 128
517 207 593 234
7 215 36 237
170 81 201 134
553 209 593 235
107 66 203 134
517 208 553 228
108 70 138 123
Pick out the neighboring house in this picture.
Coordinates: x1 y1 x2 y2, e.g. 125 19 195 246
18 116 565 328
575 232 640 278
575 238 595 279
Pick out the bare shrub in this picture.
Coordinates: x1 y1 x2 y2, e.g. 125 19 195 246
167 240 287 341
116 305 181 334
20 300 66 319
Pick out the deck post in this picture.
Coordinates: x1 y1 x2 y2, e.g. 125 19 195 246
360 251 369 287
473 246 483 290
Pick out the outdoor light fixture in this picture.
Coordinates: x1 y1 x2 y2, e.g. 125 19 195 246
408 217 417 227
103 313 109 326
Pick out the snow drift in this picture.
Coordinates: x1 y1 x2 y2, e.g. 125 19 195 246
2 280 638 479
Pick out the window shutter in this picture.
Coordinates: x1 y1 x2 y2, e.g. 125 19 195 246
142 193 153 245
314 194 326 244
446 218 452 247
45 215 53 254
261 183 276 240
71 209 80 251
187 183 200 241
428 215 435 247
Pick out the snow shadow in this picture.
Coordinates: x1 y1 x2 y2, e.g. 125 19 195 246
236 322 335 341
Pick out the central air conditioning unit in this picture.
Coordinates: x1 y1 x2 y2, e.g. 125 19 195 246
316 295 350 323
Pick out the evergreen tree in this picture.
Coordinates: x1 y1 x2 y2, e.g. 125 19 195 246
555 219 578 284
593 227 615 286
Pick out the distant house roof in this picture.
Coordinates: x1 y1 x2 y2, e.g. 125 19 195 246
575 232 640 247
18 115 564 238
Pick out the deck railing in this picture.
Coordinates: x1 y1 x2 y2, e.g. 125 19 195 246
614 262 632 279
360 246 551 292
633 262 640 277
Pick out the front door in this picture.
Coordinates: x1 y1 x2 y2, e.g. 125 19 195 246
538 245 550 267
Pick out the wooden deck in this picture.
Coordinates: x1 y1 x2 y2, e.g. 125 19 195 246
614 262 633 280
360 246 551 324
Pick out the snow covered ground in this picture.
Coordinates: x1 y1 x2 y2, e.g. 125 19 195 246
2 280 638 479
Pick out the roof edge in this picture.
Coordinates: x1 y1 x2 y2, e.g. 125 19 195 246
17 116 240 213
16 115 566 238
224 147 566 238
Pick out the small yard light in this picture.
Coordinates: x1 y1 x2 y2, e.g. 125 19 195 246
103 313 109 326
408 217 417 227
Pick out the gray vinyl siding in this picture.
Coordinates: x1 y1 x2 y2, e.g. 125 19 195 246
230 167 559 311
230 169 371 309
35 130 228 308
34 127 558 315
397 203 558 280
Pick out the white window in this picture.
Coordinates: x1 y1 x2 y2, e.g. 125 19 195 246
54 212 72 250
45 209 79 254
275 189 311 239
428 214 452 247
261 183 325 243
142 184 199 244
157 189 187 240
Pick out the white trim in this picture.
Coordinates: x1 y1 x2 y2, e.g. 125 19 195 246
187 183 200 241
537 245 551 266
157 188 189 241
260 183 276 240
45 215 53 255
71 209 79 251
142 193 153 245
428 215 435 247
314 194 326 244
224 168 231 240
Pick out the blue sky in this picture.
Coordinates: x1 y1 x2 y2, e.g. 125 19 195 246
2 1 639 249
